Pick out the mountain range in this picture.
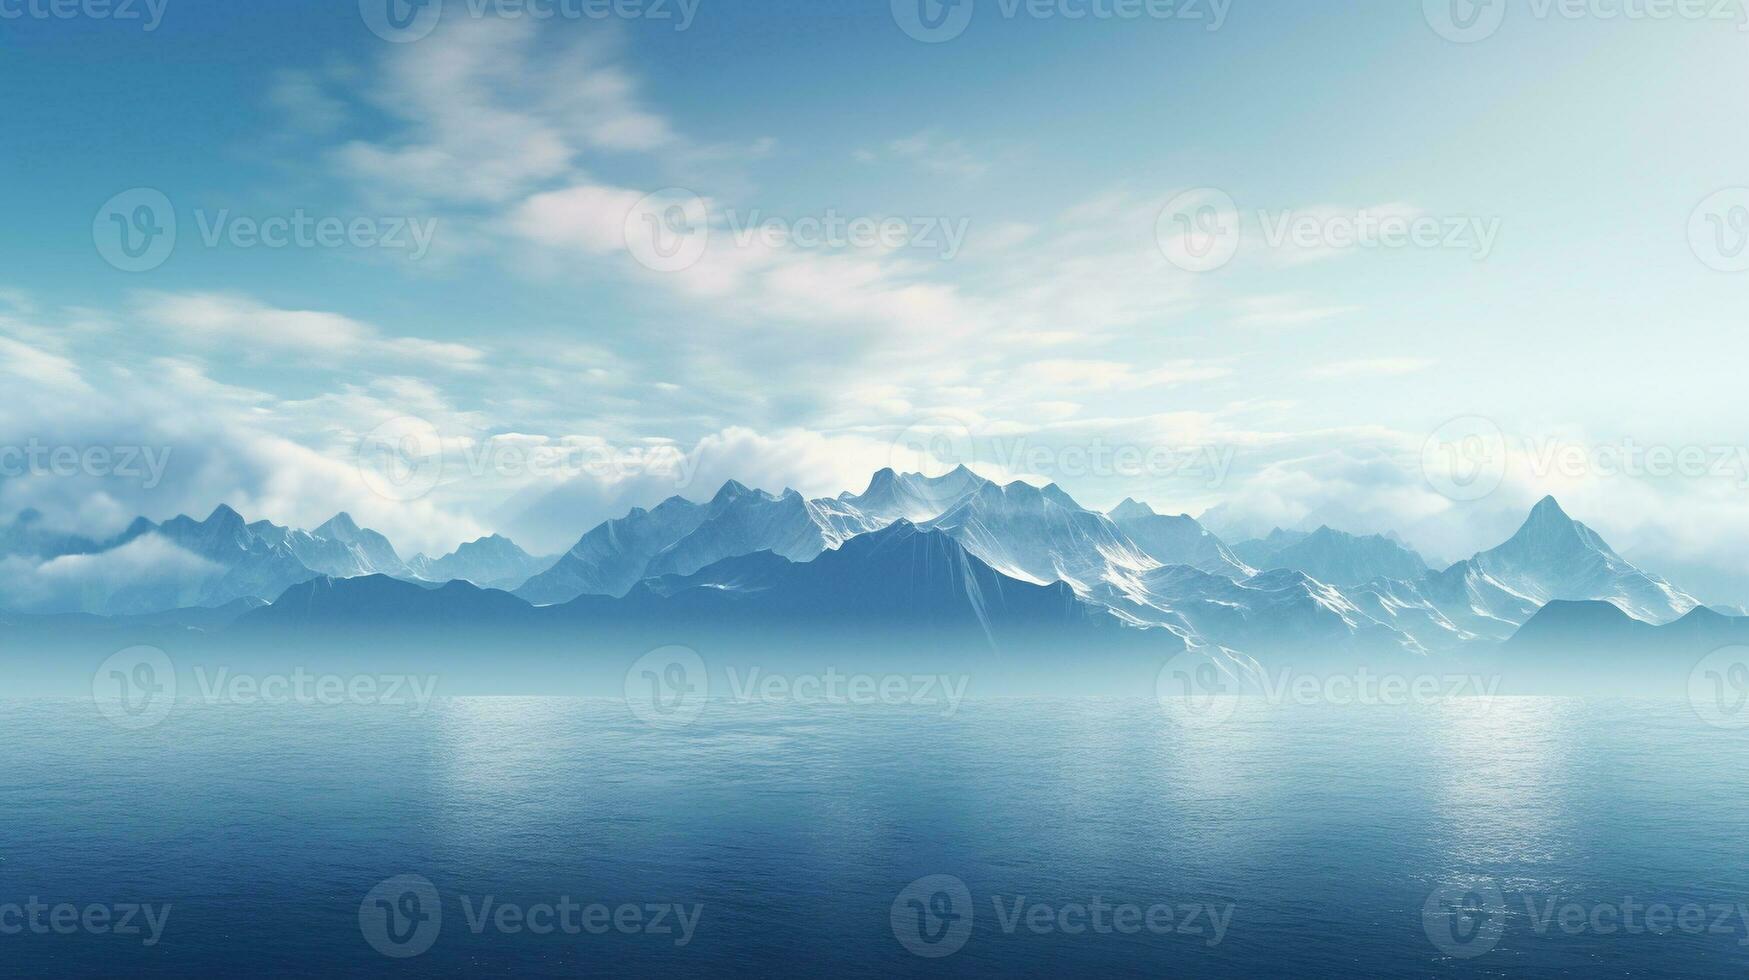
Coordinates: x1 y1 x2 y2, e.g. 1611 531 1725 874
0 467 1722 670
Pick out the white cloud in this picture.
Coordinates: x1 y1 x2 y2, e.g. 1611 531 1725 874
136 292 486 371
1305 358 1435 380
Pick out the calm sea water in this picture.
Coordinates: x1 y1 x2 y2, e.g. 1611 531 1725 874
2 698 1747 977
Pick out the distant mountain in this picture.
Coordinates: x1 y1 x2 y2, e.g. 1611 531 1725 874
515 493 712 604
408 534 547 591
613 521 1114 636
0 509 114 560
241 521 1145 656
1498 601 1749 694
310 513 410 578
637 549 794 598
1138 563 1415 657
146 505 322 612
1230 529 1307 570
518 479 885 604
639 481 877 579
839 465 989 523
242 574 530 629
1452 496 1697 625
923 480 1159 598
1108 498 1255 579
3 472 1723 679
1235 525 1428 587
0 505 430 616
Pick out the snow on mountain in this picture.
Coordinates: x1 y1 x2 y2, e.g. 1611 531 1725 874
1453 495 1698 625
1107 498 1255 579
1136 563 1419 656
516 479 884 604
514 494 712 604
640 481 880 579
408 534 548 591
594 520 1124 643
922 480 1161 608
839 465 990 524
137 505 322 612
310 513 411 578
1236 525 1429 587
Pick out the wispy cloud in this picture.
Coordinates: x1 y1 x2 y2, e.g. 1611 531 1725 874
1305 357 1435 380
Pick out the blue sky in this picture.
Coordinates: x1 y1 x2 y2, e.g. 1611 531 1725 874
2 0 1747 598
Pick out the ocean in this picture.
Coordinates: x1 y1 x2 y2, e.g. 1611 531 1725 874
3 697 1747 976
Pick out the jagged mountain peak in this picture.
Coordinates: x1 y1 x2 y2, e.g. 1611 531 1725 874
206 503 246 526
314 512 362 540
711 480 753 504
1110 497 1156 521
